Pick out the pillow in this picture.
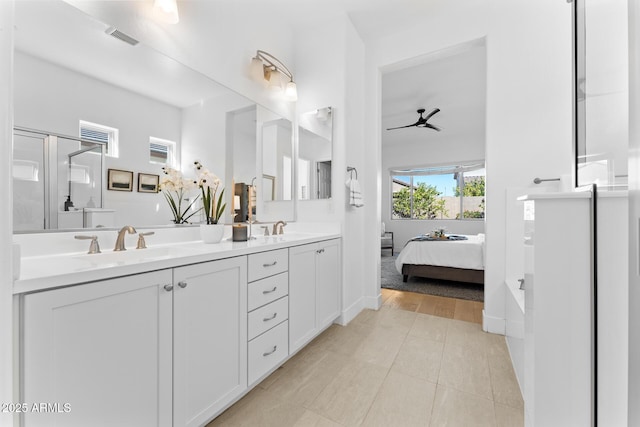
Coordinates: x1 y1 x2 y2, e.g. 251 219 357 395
381 222 386 237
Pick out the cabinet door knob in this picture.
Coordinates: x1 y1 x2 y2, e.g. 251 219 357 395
178 281 188 289
263 345 277 357
164 284 174 292
262 286 277 294
263 313 277 322
262 261 278 267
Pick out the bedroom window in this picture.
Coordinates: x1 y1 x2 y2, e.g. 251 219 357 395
391 163 485 220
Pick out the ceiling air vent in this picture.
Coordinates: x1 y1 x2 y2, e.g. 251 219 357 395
105 27 139 46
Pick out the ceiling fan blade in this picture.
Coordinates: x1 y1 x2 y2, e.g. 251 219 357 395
423 108 440 121
386 124 416 130
423 123 441 132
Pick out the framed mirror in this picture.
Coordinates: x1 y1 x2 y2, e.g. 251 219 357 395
298 107 333 200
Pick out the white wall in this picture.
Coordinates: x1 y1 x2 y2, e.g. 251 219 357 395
628 0 640 423
14 52 183 226
364 0 573 332
0 1 13 423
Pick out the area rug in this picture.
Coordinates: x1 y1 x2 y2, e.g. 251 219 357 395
381 255 484 302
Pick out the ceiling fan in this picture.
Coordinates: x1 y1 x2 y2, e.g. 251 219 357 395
387 108 441 131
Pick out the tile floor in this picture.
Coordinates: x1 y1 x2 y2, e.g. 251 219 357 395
207 292 523 427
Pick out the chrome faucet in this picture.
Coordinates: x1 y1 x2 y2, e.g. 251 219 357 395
272 221 287 235
114 225 137 251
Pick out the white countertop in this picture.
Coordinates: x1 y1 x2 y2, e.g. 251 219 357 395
14 232 340 294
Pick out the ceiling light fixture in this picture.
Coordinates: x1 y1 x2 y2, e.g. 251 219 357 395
250 50 297 102
153 0 179 24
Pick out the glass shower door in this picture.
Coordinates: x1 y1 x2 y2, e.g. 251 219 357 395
13 130 47 231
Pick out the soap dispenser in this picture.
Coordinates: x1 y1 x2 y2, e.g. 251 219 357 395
64 196 74 211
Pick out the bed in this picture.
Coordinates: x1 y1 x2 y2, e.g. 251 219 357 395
394 233 485 285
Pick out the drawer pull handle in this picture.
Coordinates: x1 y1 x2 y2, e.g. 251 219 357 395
164 284 174 292
263 287 277 294
263 261 278 267
316 249 325 254
263 313 277 322
263 345 277 357
178 281 187 289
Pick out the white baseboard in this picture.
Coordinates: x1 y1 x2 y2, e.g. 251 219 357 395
363 294 381 310
337 297 365 326
482 310 506 334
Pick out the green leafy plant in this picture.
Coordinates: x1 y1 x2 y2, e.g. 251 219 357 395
392 183 447 219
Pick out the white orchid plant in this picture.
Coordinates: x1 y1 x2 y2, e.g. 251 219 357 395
194 161 226 224
159 167 201 224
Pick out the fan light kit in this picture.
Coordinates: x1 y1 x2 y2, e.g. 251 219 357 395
387 108 441 131
250 50 297 102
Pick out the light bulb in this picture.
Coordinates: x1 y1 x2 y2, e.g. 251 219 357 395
284 81 298 102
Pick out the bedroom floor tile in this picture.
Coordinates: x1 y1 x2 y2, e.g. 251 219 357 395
208 297 521 427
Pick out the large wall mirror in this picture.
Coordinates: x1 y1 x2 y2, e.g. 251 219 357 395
298 107 333 200
13 0 293 232
574 0 628 189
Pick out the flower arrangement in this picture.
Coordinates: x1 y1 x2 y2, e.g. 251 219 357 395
194 161 226 224
159 167 201 224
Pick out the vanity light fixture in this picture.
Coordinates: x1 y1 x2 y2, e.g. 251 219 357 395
153 0 179 24
250 50 298 102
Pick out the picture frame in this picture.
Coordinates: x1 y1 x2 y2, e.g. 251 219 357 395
138 173 160 193
107 169 134 192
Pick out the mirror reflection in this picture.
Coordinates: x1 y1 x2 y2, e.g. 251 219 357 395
261 116 293 202
575 0 628 189
13 0 294 232
298 107 333 200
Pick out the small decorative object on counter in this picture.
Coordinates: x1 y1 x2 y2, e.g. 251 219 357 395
159 167 200 224
232 224 248 241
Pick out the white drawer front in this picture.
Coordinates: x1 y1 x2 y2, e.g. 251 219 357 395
248 272 289 311
248 248 288 282
248 296 289 340
248 320 289 385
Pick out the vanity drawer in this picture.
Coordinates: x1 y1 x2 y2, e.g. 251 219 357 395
248 320 288 385
248 272 288 311
248 296 288 340
248 248 288 282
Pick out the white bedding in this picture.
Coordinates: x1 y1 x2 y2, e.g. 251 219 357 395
395 234 485 273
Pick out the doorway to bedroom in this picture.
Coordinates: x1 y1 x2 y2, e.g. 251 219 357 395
379 39 486 319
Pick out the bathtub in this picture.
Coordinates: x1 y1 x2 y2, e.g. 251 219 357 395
505 279 524 395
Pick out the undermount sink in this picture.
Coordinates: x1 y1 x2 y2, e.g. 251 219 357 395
73 245 199 266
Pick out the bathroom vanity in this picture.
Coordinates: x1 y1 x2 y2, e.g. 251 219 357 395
13 228 341 426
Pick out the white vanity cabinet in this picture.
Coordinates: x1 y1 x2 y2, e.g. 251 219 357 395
289 239 341 353
21 270 174 427
172 257 247 427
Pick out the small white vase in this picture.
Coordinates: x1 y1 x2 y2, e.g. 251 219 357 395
200 224 225 244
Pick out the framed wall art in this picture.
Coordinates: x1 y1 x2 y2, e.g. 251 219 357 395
107 169 133 191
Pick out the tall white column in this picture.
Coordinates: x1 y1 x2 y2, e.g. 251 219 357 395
0 1 14 425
